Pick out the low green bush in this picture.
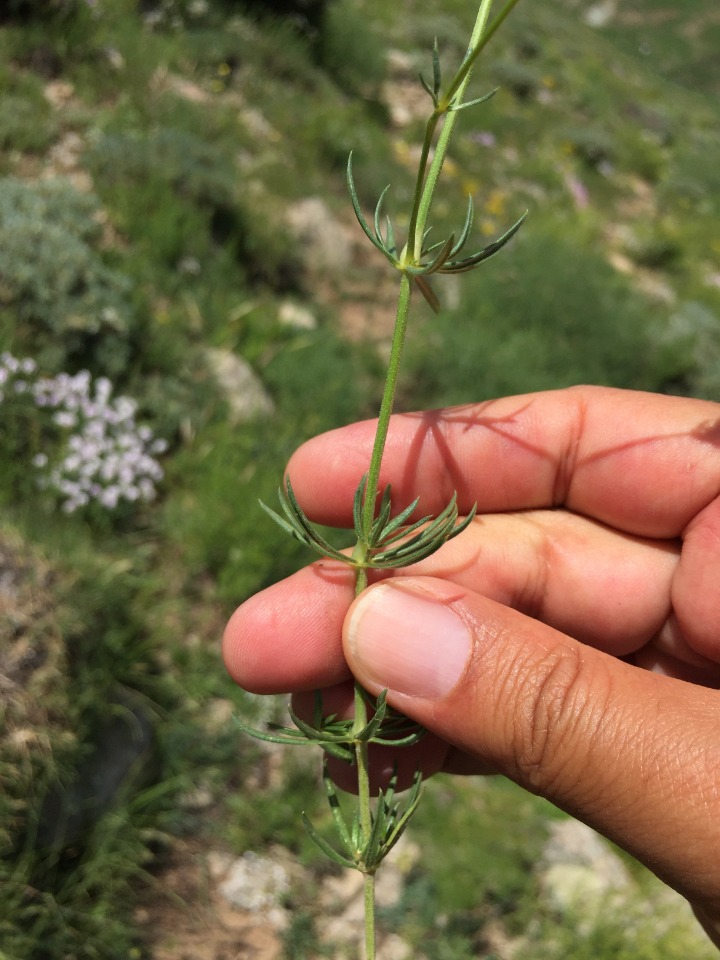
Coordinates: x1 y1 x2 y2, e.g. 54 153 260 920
0 68 58 153
0 0 80 22
239 0 330 36
87 128 301 286
87 128 236 211
162 330 378 604
491 58 544 100
0 177 134 376
403 218 683 408
558 124 615 170
161 421 306 603
317 0 386 97
0 527 179 960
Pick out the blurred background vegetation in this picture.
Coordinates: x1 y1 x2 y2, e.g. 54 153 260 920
0 0 718 957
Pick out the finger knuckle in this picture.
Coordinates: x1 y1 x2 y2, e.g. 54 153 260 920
512 642 605 799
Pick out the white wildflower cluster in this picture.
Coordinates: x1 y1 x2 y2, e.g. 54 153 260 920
0 351 167 513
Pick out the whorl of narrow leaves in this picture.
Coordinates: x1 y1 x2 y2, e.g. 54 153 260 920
347 153 526 312
260 474 476 570
302 763 422 874
235 689 425 764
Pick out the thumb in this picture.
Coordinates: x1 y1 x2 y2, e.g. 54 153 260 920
343 577 720 920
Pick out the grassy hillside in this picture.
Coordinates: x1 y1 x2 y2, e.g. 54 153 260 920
568 0 720 97
0 1 718 957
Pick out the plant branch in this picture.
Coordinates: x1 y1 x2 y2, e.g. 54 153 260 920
412 0 495 257
359 272 413 542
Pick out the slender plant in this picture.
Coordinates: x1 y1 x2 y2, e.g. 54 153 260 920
239 1 524 954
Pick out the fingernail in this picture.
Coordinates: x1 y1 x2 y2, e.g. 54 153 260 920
346 582 471 700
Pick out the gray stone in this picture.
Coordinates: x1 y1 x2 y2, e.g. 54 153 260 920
538 819 631 919
205 347 274 424
278 299 317 330
286 197 352 272
216 850 291 931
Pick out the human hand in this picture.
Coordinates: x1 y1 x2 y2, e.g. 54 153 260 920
223 385 720 946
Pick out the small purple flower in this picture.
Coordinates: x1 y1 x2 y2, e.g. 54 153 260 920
469 131 497 148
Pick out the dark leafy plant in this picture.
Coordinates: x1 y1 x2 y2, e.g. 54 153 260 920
87 128 301 285
317 0 386 97
0 0 81 22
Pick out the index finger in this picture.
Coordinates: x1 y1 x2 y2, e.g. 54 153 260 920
287 386 720 539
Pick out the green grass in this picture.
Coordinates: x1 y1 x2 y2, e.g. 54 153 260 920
402 776 555 913
403 214 686 407
526 900 718 960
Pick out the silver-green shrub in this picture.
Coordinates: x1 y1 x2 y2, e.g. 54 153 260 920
0 177 134 375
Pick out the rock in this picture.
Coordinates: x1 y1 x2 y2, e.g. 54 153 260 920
204 347 274 424
36 691 158 850
278 299 317 330
46 132 84 173
216 850 291 931
42 132 94 193
383 49 428 128
537 820 716 950
584 0 617 28
204 697 235 731
286 197 352 272
239 107 279 142
377 933 415 960
178 784 214 811
207 850 235 880
43 80 75 107
538 819 631 921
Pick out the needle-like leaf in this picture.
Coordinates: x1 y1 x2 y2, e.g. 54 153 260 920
432 38 442 97
234 715 312 746
302 813 357 870
415 275 441 312
288 707 355 745
385 215 397 258
373 184 392 247
381 772 422 855
450 195 475 257
347 153 388 255
322 760 353 852
375 496 423 543
441 211 527 273
448 86 498 112
418 71 436 103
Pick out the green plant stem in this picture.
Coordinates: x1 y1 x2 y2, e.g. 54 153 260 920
350 269 413 960
446 0 523 104
353 667 375 956
354 515 374 953
344 8 523 958
411 0 494 258
358 271 413 544
354 0 490 533
364 871 377 960
358 0 517 533
349 8 487 941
